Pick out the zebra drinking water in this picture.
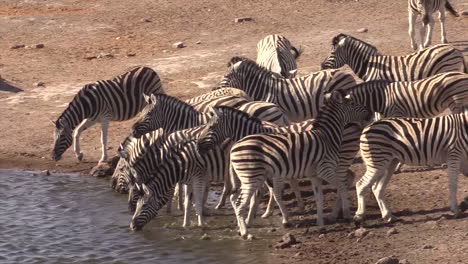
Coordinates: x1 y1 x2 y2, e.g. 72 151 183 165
51 66 163 164
321 34 466 81
408 0 459 50
355 111 468 224
256 34 302 78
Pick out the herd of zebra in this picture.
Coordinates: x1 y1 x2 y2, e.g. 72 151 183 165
51 18 468 237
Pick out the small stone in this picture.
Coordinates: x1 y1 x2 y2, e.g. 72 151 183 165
97 53 113 59
375 256 399 264
162 49 170 53
200 233 210 240
247 234 255 240
234 17 253 23
354 227 369 237
84 55 97 60
347 231 356 238
294 252 304 257
318 234 325 238
356 237 362 243
357 28 368 33
34 82 45 87
269 228 277 233
126 53 136 57
39 170 50 176
10 44 25 49
275 233 298 249
115 37 121 40
90 162 113 177
399 259 410 264
142 18 152 22
461 11 468 17
422 244 434 249
195 41 201 44
34 43 45 49
172 42 184 49
434 175 439 179
387 227 398 236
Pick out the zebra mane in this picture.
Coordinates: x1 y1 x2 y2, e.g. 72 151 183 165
227 56 249 67
214 105 263 124
227 56 285 78
347 80 391 92
55 83 96 129
331 33 378 51
119 128 165 162
151 93 200 114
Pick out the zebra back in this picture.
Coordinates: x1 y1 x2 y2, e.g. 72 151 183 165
256 34 301 78
186 88 252 105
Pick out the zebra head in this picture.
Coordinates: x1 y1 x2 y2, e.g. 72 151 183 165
110 157 131 194
197 107 230 154
215 56 250 90
51 119 73 161
130 181 170 231
320 34 349 70
323 90 372 124
132 94 160 137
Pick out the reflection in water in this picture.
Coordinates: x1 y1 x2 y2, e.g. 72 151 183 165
0 169 271 264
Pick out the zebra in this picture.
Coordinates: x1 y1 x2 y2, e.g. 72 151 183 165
51 66 163 164
129 126 231 230
215 56 361 122
321 34 466 81
222 92 371 238
408 0 459 50
355 111 468 224
131 93 290 138
197 105 363 222
185 87 252 106
343 72 468 117
256 34 302 78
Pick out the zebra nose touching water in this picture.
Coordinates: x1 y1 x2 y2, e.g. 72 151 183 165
51 66 163 164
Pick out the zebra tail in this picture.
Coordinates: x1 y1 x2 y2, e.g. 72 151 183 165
445 1 459 17
228 166 240 195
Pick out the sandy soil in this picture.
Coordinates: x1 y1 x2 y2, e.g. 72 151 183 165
1 0 467 263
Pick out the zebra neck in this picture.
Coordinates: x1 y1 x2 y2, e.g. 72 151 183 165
243 70 281 101
231 118 267 141
348 46 377 79
312 111 350 147
56 100 89 130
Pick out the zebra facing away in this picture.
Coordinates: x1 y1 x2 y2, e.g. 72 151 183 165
321 34 466 82
51 66 163 164
256 34 302 78
223 92 371 238
196 106 363 222
343 72 468 117
216 56 362 122
355 112 468 224
408 0 459 50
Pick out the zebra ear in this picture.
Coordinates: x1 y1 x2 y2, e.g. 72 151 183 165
150 94 157 104
210 106 223 118
288 69 297 77
118 144 128 159
143 94 151 104
142 183 152 196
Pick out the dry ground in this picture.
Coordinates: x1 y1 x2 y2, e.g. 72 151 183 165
0 0 467 263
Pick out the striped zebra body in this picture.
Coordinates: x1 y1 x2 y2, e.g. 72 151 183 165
408 0 459 49
186 88 252 110
321 34 465 81
216 57 361 121
52 66 163 163
197 106 362 222
344 72 468 117
129 126 230 230
224 93 370 237
355 112 468 224
256 34 301 78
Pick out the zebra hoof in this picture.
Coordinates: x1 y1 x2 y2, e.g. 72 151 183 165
76 153 84 162
353 215 365 226
384 215 398 223
451 209 461 219
282 222 292 228
261 212 272 219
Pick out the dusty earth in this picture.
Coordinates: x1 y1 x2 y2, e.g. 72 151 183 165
1 0 467 263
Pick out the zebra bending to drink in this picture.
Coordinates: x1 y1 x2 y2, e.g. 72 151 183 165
52 66 163 164
355 112 468 224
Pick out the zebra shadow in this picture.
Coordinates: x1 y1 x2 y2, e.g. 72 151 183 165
0 78 23 93
449 40 468 52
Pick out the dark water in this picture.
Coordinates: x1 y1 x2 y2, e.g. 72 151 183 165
0 169 272 264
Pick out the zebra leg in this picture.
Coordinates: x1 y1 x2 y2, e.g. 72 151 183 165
165 187 175 214
423 15 435 48
439 7 448 44
408 10 418 50
193 179 206 226
354 167 385 223
311 177 325 229
271 178 290 227
175 183 184 211
73 119 97 162
289 179 305 212
183 184 192 228
371 159 399 223
215 180 230 210
261 182 275 218
447 159 461 217
99 120 110 163
246 188 261 226
235 186 257 238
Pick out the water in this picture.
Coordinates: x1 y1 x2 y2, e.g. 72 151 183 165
0 169 272 264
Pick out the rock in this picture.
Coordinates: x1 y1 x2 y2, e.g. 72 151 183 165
399 260 410 264
142 18 152 22
10 44 25 49
39 170 50 176
387 227 398 236
294 252 304 257
421 244 434 249
195 41 201 44
97 53 113 59
34 82 45 87
318 234 325 239
126 53 136 57
84 55 97 60
269 228 277 232
275 233 299 249
354 227 369 237
172 42 184 49
375 256 399 264
357 28 368 33
34 44 45 49
90 162 113 177
234 17 253 23
247 234 255 240
347 231 356 238
461 11 468 17
200 233 211 240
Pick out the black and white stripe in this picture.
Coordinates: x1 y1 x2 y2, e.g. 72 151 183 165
216 56 361 121
321 34 466 81
52 66 163 163
256 34 302 78
355 112 468 224
408 0 459 49
224 92 371 238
